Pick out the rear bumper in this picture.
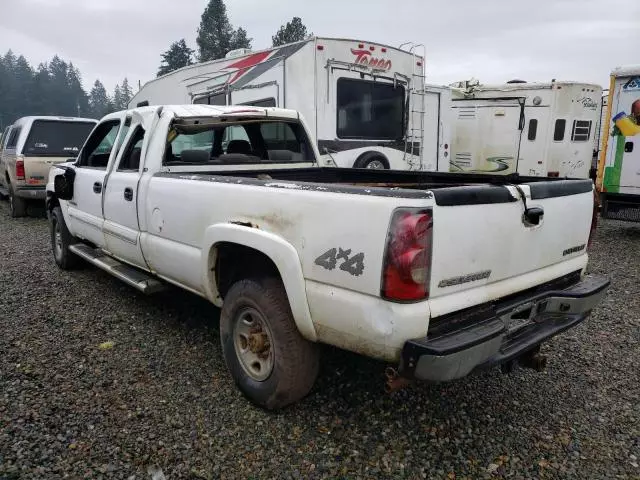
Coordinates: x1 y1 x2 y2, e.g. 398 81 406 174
601 192 640 222
400 274 610 382
15 185 46 200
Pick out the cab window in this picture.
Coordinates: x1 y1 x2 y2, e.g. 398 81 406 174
77 120 121 168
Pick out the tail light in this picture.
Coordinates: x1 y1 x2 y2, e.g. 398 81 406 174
15 157 25 180
382 208 433 301
548 171 559 178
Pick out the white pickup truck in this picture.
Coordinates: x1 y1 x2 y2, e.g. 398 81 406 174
46 105 609 409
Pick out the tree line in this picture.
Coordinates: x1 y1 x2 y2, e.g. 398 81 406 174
158 0 309 76
0 0 309 128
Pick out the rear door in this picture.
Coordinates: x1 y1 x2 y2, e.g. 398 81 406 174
68 117 127 247
103 111 156 268
21 120 95 187
428 180 594 313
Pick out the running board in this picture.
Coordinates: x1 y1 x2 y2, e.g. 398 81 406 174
69 244 167 294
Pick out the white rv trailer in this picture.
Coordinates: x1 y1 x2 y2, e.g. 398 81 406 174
597 65 640 221
129 37 451 172
449 80 602 178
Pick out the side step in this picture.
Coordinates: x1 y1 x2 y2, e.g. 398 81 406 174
69 244 167 294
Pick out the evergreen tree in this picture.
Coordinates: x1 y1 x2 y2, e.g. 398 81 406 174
272 17 309 47
113 78 134 110
196 0 251 61
88 80 112 119
230 27 252 50
157 39 194 77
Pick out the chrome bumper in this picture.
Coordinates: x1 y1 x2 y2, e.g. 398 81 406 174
400 274 610 382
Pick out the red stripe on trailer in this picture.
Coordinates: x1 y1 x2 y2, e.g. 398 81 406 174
226 51 272 84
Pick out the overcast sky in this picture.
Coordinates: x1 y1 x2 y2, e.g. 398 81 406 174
0 0 638 95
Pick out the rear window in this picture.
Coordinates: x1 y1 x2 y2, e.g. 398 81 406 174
165 120 315 165
23 120 95 156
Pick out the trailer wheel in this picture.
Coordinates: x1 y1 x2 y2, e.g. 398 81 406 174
220 277 319 410
354 152 389 169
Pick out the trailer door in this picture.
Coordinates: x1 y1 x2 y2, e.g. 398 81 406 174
517 106 550 176
422 91 441 171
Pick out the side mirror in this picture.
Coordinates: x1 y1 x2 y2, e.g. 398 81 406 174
54 167 76 200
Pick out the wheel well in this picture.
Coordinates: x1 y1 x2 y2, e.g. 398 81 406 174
46 193 60 213
213 242 281 299
353 151 389 169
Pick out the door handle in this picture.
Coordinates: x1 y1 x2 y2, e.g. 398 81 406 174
93 182 102 194
124 187 133 201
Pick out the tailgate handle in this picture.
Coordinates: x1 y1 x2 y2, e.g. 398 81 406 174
524 206 544 226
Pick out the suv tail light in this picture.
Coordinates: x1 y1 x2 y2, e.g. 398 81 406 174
382 208 433 301
15 157 25 180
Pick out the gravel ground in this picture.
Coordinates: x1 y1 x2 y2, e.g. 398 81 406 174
0 201 638 480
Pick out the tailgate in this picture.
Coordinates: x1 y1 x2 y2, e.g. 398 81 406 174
429 180 594 304
23 156 69 186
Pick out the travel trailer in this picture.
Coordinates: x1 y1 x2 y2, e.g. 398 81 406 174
597 65 640 221
449 80 602 178
129 37 451 172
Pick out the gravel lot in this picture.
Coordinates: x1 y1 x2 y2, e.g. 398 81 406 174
0 201 638 480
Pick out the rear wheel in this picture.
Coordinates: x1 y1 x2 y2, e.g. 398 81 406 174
8 184 27 218
50 206 80 270
220 277 319 410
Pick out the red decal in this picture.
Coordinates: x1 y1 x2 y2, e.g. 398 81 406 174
226 51 272 83
351 48 392 71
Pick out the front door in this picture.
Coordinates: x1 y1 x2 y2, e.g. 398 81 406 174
68 118 125 247
102 121 148 268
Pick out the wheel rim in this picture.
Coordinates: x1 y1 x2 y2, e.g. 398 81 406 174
53 219 63 260
366 160 385 169
233 307 274 381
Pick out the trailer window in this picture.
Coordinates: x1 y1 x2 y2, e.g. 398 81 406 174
336 78 405 140
193 92 226 106
528 119 538 141
571 120 592 142
553 119 566 141
241 98 276 108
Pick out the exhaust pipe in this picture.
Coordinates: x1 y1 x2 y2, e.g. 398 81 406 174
384 367 412 393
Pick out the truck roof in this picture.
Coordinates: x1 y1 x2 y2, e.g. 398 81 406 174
11 116 97 127
103 104 300 121
611 65 640 77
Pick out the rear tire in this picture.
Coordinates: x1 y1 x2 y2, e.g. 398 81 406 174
220 277 319 410
50 206 81 270
354 152 389 169
8 184 27 218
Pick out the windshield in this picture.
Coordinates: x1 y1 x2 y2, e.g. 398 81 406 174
165 120 316 165
23 120 95 157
